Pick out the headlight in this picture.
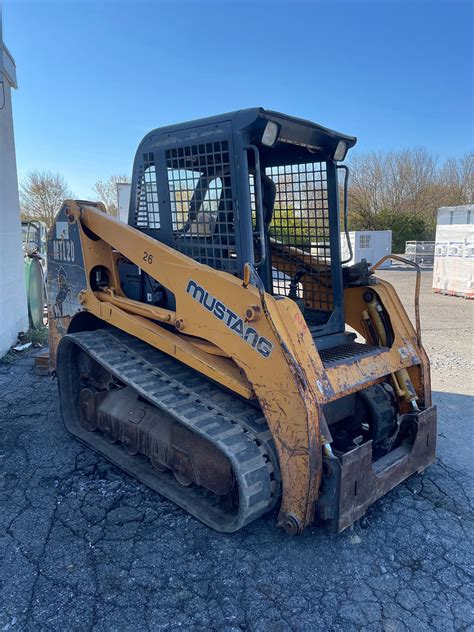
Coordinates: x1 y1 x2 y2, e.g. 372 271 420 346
261 121 279 147
334 140 347 161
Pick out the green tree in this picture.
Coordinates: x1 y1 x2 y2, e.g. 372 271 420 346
269 205 311 246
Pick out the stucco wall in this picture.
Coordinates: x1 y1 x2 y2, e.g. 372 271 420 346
0 44 28 356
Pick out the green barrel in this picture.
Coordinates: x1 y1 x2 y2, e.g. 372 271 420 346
24 257 45 329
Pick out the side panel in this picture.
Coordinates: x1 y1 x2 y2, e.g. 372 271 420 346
47 203 86 367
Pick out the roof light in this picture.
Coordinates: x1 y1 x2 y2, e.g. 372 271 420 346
261 121 279 147
334 140 347 161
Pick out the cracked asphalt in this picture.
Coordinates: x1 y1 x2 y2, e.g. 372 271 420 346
1 271 473 631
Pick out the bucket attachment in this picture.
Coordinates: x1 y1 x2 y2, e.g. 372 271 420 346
315 406 437 532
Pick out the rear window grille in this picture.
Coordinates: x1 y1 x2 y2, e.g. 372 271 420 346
265 162 334 312
135 152 160 229
165 141 238 272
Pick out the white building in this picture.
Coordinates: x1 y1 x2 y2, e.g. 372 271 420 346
0 23 28 356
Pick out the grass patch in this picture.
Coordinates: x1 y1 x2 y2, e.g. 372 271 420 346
0 351 17 365
18 325 49 346
0 325 49 365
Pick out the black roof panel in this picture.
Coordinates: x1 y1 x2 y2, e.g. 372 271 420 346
138 108 357 162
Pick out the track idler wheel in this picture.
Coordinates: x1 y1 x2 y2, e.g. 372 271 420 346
174 471 193 487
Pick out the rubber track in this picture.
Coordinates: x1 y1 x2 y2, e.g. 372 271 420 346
57 329 281 532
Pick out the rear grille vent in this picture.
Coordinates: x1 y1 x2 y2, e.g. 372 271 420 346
319 342 386 367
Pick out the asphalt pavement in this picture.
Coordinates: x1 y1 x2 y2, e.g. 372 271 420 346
1 271 473 631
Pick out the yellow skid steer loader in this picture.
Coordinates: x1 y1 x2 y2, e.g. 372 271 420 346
47 109 436 534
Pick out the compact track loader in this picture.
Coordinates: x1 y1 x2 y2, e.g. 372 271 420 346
47 109 436 534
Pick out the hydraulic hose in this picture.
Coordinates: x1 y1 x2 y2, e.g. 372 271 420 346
363 290 419 409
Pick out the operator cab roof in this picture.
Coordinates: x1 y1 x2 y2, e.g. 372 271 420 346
138 108 357 165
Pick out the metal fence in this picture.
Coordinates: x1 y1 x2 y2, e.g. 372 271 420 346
404 241 435 265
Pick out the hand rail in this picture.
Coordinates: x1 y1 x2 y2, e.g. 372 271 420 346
371 254 422 347
336 164 353 265
247 144 266 268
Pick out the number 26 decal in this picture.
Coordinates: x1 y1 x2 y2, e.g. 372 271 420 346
143 251 153 264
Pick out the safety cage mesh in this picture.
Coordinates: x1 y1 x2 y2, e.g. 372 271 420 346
164 140 238 273
252 161 334 314
135 152 161 229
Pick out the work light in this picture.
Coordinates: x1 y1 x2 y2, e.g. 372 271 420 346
261 121 279 147
334 140 347 161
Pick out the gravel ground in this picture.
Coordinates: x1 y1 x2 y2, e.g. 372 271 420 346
1 270 473 632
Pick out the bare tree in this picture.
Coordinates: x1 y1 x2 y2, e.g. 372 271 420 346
92 174 131 216
385 148 438 217
347 152 386 229
19 171 73 228
439 152 474 206
347 148 473 230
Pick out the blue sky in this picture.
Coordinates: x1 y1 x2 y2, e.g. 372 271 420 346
3 0 473 198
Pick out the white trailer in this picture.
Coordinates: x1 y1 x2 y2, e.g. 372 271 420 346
432 205 474 298
339 230 392 269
